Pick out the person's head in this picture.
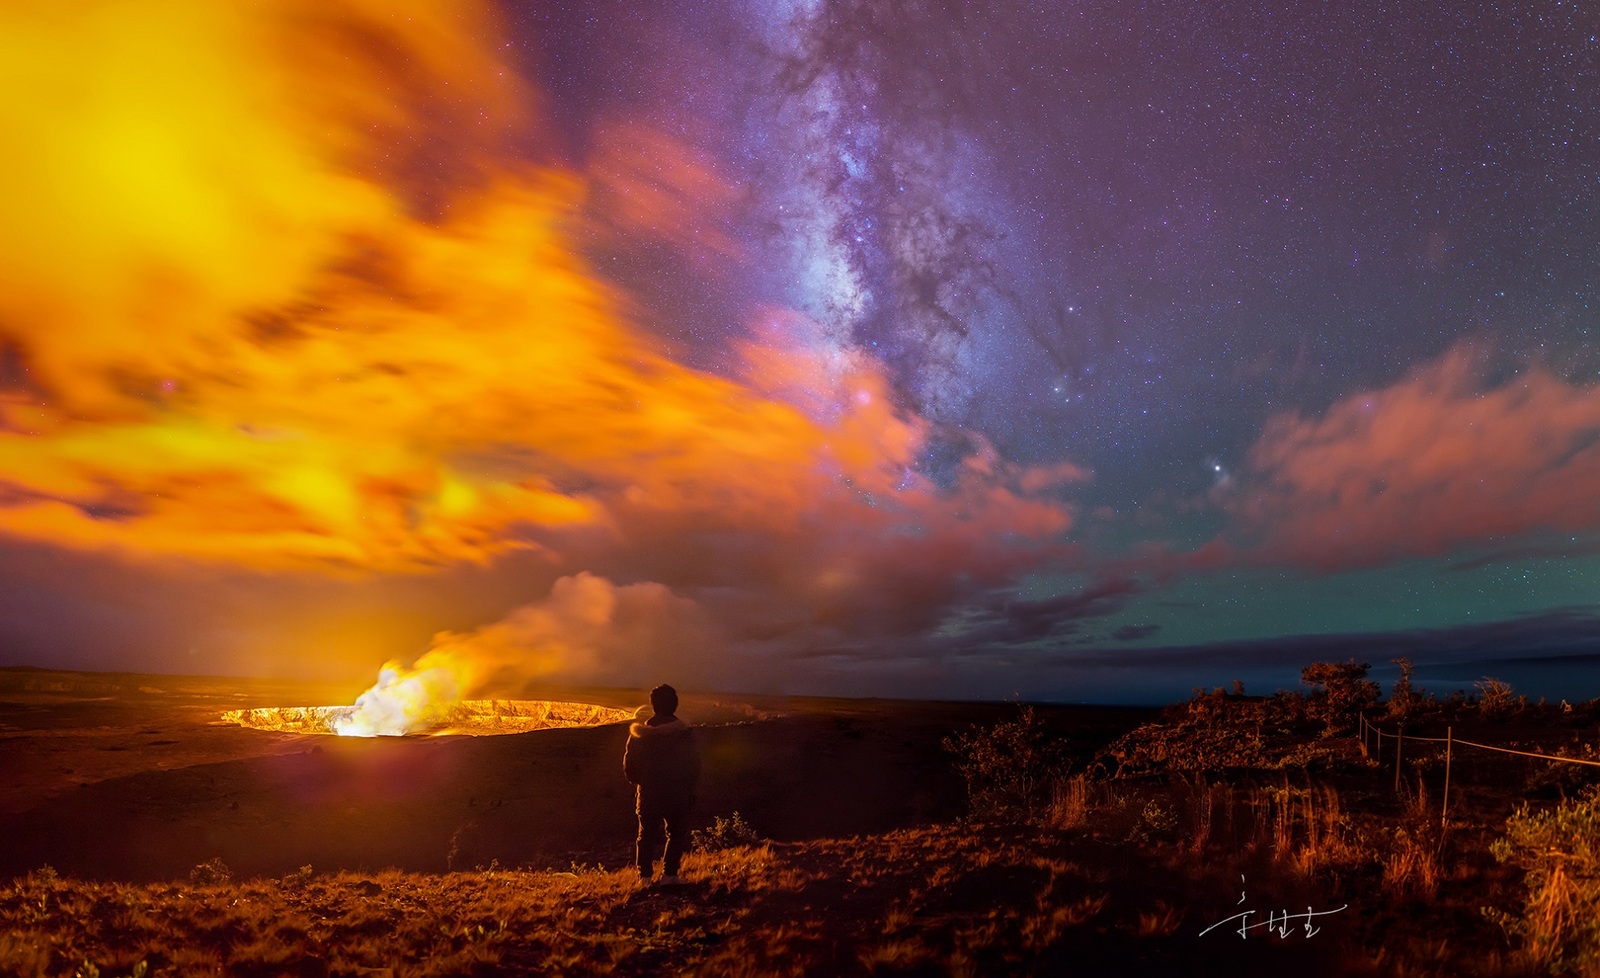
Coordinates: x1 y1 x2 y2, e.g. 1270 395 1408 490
649 684 679 717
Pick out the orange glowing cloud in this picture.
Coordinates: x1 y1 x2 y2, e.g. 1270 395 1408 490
0 0 528 411
0 0 554 569
1233 344 1600 569
0 0 1083 697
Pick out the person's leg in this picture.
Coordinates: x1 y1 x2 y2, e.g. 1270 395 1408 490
637 812 665 880
662 811 690 878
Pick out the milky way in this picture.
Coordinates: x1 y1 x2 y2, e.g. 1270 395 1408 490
522 0 1600 697
534 0 1594 476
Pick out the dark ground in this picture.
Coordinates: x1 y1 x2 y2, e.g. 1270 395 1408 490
0 667 1153 881
6 668 1593 975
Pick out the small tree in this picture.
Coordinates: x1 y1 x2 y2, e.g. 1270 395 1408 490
1387 657 1420 722
942 705 1063 820
1300 660 1380 734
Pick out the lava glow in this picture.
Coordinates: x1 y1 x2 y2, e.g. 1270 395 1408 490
222 653 636 737
224 698 634 737
224 653 632 737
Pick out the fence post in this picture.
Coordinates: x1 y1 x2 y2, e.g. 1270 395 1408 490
1375 727 1382 766
1441 726 1452 827
1394 726 1404 793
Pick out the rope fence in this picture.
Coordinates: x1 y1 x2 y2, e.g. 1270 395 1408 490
1357 714 1600 827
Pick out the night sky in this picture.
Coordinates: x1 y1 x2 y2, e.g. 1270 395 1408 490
0 0 1597 703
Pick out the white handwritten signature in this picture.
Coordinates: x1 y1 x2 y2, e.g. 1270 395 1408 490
1199 876 1349 939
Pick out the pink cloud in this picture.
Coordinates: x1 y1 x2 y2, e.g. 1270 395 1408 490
1232 345 1600 570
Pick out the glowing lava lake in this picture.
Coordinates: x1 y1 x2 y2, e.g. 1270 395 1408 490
222 700 636 737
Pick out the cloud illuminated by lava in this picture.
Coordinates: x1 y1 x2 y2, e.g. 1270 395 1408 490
0 0 1085 694
1233 344 1600 570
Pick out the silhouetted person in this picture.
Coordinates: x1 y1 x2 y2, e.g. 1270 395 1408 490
624 683 699 884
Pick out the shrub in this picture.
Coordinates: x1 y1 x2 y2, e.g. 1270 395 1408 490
942 705 1063 819
1127 799 1178 844
188 857 232 886
1098 689 1273 775
693 811 761 852
1273 740 1358 771
1525 743 1600 797
1265 689 1309 726
1484 789 1600 973
1476 678 1519 721
1184 687 1230 726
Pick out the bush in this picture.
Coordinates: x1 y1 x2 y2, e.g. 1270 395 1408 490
1183 686 1231 726
1100 718 1269 775
1127 799 1178 844
1525 743 1600 797
693 811 761 853
1484 788 1600 973
942 705 1063 819
1476 678 1519 721
188 857 232 886
1273 740 1354 772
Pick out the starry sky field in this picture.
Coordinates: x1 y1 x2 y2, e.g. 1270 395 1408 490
0 0 1596 703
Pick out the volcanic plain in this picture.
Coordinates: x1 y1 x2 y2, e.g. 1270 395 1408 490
0 667 1147 882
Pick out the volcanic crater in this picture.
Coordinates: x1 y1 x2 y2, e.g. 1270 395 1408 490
222 699 636 736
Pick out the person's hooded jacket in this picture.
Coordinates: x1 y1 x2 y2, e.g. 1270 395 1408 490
623 713 699 815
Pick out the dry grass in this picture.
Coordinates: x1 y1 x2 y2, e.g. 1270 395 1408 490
0 824 1234 977
1047 773 1090 829
1133 901 1182 937
1183 775 1231 853
1381 830 1440 901
1241 783 1371 880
